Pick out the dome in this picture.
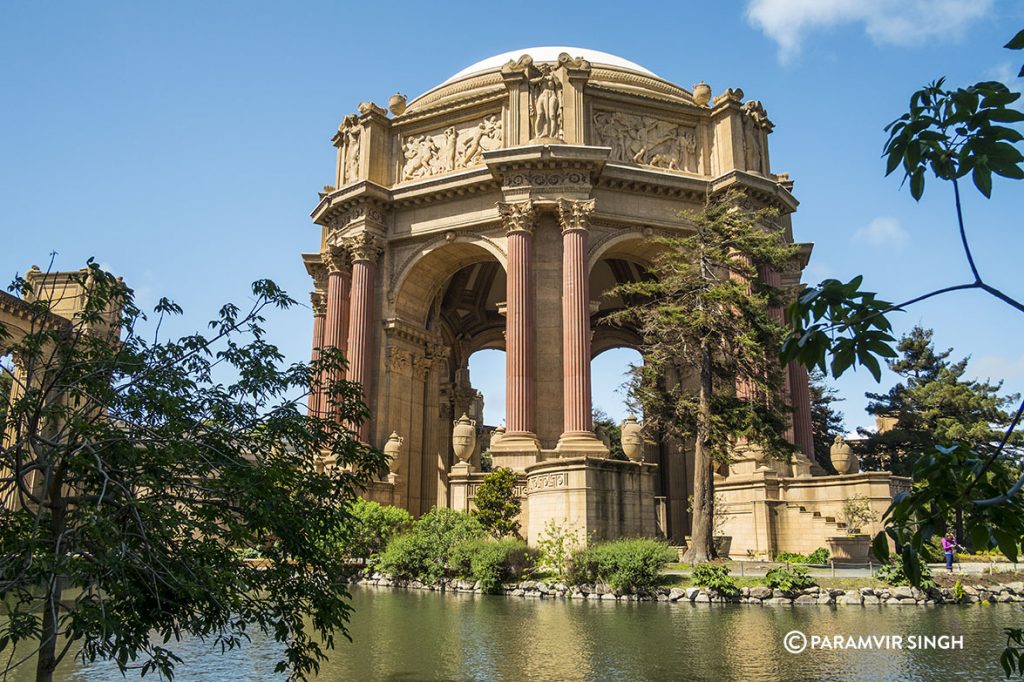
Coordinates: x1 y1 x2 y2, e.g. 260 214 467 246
441 46 659 84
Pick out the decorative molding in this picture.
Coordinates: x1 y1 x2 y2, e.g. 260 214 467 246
310 291 327 315
496 200 536 235
323 246 351 274
341 232 385 264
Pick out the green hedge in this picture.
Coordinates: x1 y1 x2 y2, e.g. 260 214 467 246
452 537 532 592
376 508 486 585
690 563 738 595
340 499 413 560
569 538 675 592
764 565 816 591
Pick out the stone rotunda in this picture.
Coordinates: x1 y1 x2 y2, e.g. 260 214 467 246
301 47 907 558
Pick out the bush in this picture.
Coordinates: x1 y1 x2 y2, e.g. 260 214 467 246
690 563 738 595
452 537 532 592
341 499 413 560
569 538 675 593
764 565 816 591
376 507 484 584
473 468 521 538
534 521 586 581
773 547 830 565
876 554 935 589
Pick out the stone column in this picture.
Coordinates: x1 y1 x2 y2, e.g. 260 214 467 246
788 361 823 474
309 291 327 416
344 233 383 442
556 199 607 455
494 201 540 452
322 247 351 420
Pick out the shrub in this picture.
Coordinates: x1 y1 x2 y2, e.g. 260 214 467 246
690 563 738 595
569 538 676 592
452 537 532 592
764 565 816 591
876 555 935 589
473 468 521 538
534 521 586 581
773 547 830 565
376 508 484 584
341 499 413 560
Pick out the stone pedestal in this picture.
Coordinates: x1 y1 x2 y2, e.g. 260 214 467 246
524 457 659 545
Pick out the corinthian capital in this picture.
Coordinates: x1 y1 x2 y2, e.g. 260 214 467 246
310 291 327 315
323 246 350 274
342 232 385 263
557 198 596 233
497 200 536 235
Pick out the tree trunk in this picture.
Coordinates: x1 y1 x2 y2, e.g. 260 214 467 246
35 471 65 682
682 344 716 563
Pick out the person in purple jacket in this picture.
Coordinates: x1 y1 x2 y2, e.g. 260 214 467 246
941 532 959 572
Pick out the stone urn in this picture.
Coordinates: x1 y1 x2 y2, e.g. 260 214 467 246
620 415 644 462
383 432 404 474
830 435 859 474
490 425 505 449
692 81 712 107
452 413 477 463
388 92 407 116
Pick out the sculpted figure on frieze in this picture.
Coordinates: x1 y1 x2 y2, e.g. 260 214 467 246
400 115 503 181
530 63 563 139
593 111 698 173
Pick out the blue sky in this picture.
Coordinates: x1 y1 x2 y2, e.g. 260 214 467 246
3 1 1022 432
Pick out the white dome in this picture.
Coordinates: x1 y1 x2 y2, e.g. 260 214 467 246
441 46 658 84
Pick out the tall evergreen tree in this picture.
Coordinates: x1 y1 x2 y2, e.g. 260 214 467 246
859 326 1019 476
611 190 796 563
808 369 845 473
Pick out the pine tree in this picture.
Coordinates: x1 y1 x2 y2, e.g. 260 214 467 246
612 190 796 563
859 326 1019 475
808 369 845 473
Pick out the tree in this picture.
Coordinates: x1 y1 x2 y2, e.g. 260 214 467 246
0 262 388 682
472 467 521 538
612 190 796 563
0 363 10 424
808 368 844 474
858 326 1018 476
592 407 626 460
779 28 1024 675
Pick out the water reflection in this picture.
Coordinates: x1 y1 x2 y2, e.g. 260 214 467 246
10 586 1021 681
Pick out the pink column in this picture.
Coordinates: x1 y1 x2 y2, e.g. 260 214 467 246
788 361 817 465
497 201 538 448
556 199 605 454
758 264 796 445
309 291 326 416
345 234 382 442
322 249 351 420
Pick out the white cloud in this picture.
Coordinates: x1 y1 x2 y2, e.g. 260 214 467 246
745 0 993 62
986 62 1023 86
852 216 909 248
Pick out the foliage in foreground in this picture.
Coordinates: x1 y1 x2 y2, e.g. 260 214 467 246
568 538 677 593
876 555 935 590
689 563 739 595
0 263 388 682
472 467 522 538
533 521 587 582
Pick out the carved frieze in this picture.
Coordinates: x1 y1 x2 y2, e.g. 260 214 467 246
400 115 502 181
593 111 698 173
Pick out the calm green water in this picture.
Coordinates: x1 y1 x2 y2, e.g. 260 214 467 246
12 586 1021 681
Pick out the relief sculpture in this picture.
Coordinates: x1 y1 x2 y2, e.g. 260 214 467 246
593 111 698 173
741 100 772 176
530 63 562 139
401 115 502 181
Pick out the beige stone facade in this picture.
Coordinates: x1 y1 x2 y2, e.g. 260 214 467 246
303 47 907 553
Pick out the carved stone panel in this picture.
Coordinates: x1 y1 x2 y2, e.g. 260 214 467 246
400 115 502 181
592 111 698 173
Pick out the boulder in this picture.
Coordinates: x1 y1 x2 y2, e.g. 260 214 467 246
668 588 687 602
686 587 701 601
794 595 817 605
749 587 773 600
862 595 880 605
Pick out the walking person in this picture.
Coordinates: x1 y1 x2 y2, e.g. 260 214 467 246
941 532 959 573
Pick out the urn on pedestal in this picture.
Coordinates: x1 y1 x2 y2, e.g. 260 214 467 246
452 414 477 463
384 432 404 474
830 435 859 475
620 415 644 462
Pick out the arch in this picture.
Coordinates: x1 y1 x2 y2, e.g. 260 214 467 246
390 237 507 328
467 348 506 427
591 346 643 423
588 230 669 274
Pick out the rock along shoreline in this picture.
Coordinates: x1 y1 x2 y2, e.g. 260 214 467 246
350 573 1024 606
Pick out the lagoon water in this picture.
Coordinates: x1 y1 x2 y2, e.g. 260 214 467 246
13 585 1021 681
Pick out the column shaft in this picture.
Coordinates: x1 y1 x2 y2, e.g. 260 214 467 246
562 227 592 433
347 256 377 441
322 266 351 420
505 229 534 436
309 307 326 415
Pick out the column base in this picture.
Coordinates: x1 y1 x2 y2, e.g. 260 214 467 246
555 431 609 457
491 432 541 453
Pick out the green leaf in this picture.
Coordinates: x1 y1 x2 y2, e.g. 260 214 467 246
872 531 890 561
972 165 993 198
910 169 925 200
1006 29 1024 50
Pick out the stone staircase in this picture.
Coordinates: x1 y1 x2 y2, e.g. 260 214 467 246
775 503 847 556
